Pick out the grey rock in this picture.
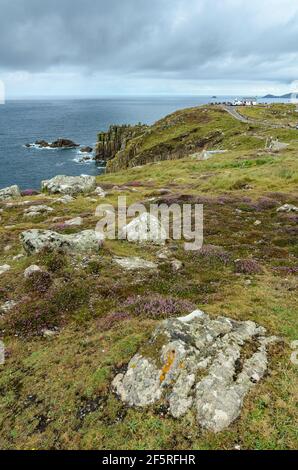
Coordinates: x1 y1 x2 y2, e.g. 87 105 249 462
64 217 83 226
20 229 104 254
0 185 21 201
113 256 158 271
120 213 167 245
277 204 298 213
94 186 106 198
0 300 17 313
112 310 278 433
24 265 43 278
54 195 75 204
24 205 54 217
41 175 96 195
0 264 11 275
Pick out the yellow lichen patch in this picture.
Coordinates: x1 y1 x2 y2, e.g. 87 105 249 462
160 350 176 383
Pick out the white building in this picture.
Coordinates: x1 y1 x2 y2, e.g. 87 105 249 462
232 97 257 106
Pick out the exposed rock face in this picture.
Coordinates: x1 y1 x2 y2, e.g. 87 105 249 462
95 124 148 162
20 229 104 254
94 186 106 198
41 175 96 195
112 310 278 433
113 256 158 271
0 185 21 201
120 213 167 245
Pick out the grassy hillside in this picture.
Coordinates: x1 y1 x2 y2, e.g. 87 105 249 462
0 104 297 450
105 104 298 172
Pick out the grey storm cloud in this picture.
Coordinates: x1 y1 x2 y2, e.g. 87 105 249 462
1 0 298 82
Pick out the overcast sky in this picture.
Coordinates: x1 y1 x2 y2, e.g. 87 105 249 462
1 0 298 97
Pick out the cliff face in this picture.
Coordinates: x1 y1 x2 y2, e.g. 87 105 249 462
95 124 148 162
101 105 244 173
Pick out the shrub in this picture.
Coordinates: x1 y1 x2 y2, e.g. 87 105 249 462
99 312 131 331
197 244 230 265
234 259 263 274
124 294 195 319
39 249 68 273
6 297 59 336
25 270 52 294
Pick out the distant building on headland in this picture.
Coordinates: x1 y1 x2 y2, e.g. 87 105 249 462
232 97 257 106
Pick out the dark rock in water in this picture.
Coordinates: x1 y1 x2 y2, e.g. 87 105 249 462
25 143 31 148
35 140 50 148
50 139 79 149
80 146 93 153
33 139 79 149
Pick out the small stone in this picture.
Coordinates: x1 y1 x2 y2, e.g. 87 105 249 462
277 204 298 213
254 220 262 226
94 186 106 198
55 195 74 204
113 256 158 271
0 265 11 275
24 205 54 217
24 265 43 278
64 217 83 226
42 329 58 338
13 254 25 261
0 300 17 313
171 259 183 272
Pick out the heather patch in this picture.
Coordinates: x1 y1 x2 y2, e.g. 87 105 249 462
234 258 263 274
123 294 196 319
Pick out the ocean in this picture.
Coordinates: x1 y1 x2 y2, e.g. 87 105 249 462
0 96 288 190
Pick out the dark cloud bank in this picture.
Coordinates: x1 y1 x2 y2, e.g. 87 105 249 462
1 0 298 93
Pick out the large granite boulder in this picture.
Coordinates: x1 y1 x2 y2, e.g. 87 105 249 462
20 229 104 254
120 213 167 245
112 310 279 433
41 175 96 195
0 185 21 201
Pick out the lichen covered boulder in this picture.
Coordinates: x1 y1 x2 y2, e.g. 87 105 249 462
112 310 279 433
41 175 96 195
20 229 104 254
0 185 21 201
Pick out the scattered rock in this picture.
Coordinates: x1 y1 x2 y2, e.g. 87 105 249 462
112 310 278 433
24 265 43 278
20 229 104 254
33 139 79 149
277 204 298 213
113 257 158 271
94 186 106 198
0 185 21 201
13 254 25 261
54 195 75 204
0 265 11 275
0 300 17 313
41 175 96 195
254 220 262 226
24 205 54 217
64 217 83 227
120 213 167 245
171 259 183 272
42 329 59 338
80 146 93 153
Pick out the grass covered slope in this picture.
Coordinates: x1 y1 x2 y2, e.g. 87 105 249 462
105 104 298 172
0 105 297 450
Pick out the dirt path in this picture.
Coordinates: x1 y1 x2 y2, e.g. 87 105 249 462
220 104 289 130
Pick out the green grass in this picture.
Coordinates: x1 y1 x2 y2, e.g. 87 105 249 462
0 103 297 449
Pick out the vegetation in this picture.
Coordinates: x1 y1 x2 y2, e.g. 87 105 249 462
0 104 297 449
